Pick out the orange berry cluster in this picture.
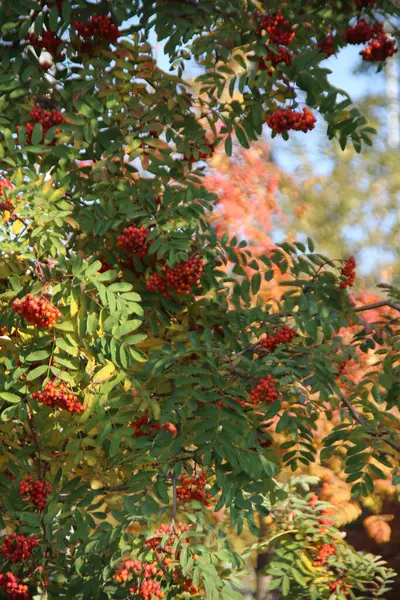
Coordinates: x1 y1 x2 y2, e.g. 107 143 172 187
25 106 65 144
0 534 39 564
256 11 295 46
330 580 349 596
344 18 382 45
266 108 316 134
32 380 85 413
249 375 280 404
115 523 197 599
360 32 397 61
146 258 204 296
12 294 61 329
0 177 14 212
19 476 52 511
0 572 30 599
74 15 120 45
258 326 297 353
339 256 356 288
317 35 335 57
176 471 213 507
312 543 336 567
26 30 63 60
117 226 151 259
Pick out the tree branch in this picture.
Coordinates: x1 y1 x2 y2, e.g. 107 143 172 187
353 300 400 314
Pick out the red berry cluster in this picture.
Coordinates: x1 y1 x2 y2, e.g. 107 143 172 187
249 375 279 404
0 572 30 599
312 543 336 567
74 15 120 51
265 46 293 67
318 509 335 527
19 477 51 511
26 30 63 60
360 33 397 62
339 256 356 288
32 380 85 413
12 294 61 329
176 471 213 507
146 258 204 296
258 326 297 353
0 178 14 212
338 360 348 375
0 534 39 564
185 138 215 163
117 226 151 259
256 11 295 46
266 108 316 134
317 35 335 57
25 106 65 144
357 0 376 6
132 415 177 438
115 523 196 599
344 18 382 45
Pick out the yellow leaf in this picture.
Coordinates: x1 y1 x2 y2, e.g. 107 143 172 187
93 362 115 384
2 210 11 222
70 296 79 317
11 220 24 235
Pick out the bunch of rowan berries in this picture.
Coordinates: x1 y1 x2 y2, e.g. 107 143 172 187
357 0 376 6
266 108 316 134
317 35 335 57
360 33 397 61
339 256 356 288
24 106 65 144
0 572 30 599
249 375 280 404
19 477 52 511
330 580 350 595
176 471 212 507
344 19 382 45
146 258 204 296
0 533 39 564
0 177 14 212
12 294 61 329
338 360 348 375
185 139 215 163
32 380 85 413
74 15 120 47
264 46 293 67
256 11 295 46
258 326 297 353
132 415 177 438
117 226 151 259
26 30 63 60
145 522 191 555
312 543 336 567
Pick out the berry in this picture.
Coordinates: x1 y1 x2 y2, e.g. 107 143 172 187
22 106 66 145
26 30 63 60
256 11 295 46
259 46 293 69
32 380 85 413
317 35 335 57
344 19 382 45
146 258 204 297
117 226 151 258
266 108 316 134
74 15 120 52
176 471 213 507
258 326 297 353
339 256 356 288
313 543 336 566
249 375 279 404
360 33 397 62
0 572 30 599
0 533 39 563
12 294 61 329
0 178 14 212
185 138 214 162
19 476 52 511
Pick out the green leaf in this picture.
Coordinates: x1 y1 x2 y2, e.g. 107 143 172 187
114 320 142 338
0 392 21 403
26 365 48 381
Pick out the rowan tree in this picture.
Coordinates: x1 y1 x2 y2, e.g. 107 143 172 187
0 1 400 600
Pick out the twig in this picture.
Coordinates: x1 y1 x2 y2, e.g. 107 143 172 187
353 301 400 314
26 400 43 479
171 473 177 526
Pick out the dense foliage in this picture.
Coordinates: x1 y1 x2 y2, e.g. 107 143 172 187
0 1 399 599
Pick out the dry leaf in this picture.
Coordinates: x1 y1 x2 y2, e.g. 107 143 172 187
364 515 394 543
